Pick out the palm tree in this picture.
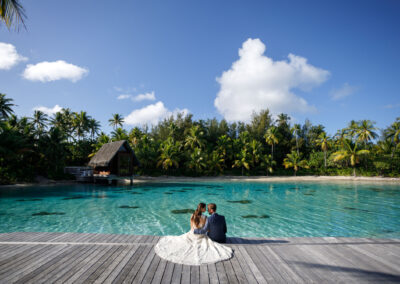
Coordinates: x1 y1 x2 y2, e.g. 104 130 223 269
207 150 225 175
264 126 279 160
291 123 301 155
87 118 101 140
357 120 378 147
31 110 48 136
331 140 370 176
129 127 142 147
0 94 15 120
111 127 128 141
73 111 90 140
386 118 400 156
157 137 181 171
249 139 262 168
0 0 26 30
232 148 250 176
315 132 330 168
108 113 124 130
283 151 309 176
261 154 276 176
186 147 206 174
184 125 204 149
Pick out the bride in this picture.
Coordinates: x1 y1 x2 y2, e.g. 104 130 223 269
154 203 233 266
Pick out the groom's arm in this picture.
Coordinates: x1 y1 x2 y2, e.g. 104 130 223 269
193 217 210 235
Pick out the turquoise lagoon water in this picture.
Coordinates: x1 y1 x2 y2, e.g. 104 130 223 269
0 181 399 238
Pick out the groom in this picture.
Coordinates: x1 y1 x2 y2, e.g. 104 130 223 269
194 203 227 243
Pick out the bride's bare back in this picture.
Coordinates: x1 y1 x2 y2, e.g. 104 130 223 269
190 214 207 230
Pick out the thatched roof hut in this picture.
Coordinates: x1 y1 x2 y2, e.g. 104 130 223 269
88 140 139 176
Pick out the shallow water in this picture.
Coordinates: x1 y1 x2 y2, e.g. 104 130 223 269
0 181 399 238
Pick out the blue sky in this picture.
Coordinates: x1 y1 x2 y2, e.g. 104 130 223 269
0 0 399 135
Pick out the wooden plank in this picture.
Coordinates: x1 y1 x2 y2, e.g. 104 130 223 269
228 255 248 284
75 245 121 283
2 245 70 283
181 265 191 284
0 244 51 272
346 243 400 273
123 244 154 283
296 244 356 283
85 245 127 283
222 260 238 284
236 246 265 283
191 265 200 284
207 263 219 284
141 253 162 284
231 245 258 284
63 245 115 284
270 243 329 283
199 264 210 284
215 261 228 284
55 245 113 284
54 244 99 283
259 245 304 283
151 258 167 284
0 244 31 260
32 244 95 284
12 244 85 284
244 245 276 282
170 263 183 284
100 245 141 284
160 261 175 284
110 245 147 284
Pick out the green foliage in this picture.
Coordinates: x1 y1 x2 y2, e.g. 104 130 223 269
1 93 400 184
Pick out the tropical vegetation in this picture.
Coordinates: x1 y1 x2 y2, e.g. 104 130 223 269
1 93 399 184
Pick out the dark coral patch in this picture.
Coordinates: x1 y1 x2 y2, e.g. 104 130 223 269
369 188 384 191
303 193 314 196
119 205 140 209
131 192 142 195
171 209 195 214
32 212 65 216
259 214 270 218
344 207 357 210
164 192 173 195
206 193 219 196
242 214 270 219
17 199 42 202
242 215 258 218
63 196 86 200
227 200 252 204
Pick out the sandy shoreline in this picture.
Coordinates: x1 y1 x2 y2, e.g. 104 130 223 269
132 175 400 184
1 175 400 188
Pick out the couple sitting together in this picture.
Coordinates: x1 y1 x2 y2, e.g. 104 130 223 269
154 203 233 266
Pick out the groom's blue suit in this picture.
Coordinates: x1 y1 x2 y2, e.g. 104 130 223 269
194 213 227 243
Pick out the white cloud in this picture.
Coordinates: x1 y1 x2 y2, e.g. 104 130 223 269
33 104 63 115
384 103 400 109
0 42 27 70
133 91 156 102
214 38 330 122
117 94 132 100
331 83 357 100
23 60 88 82
125 101 189 126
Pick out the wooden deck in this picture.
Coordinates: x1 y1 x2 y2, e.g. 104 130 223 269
0 232 399 283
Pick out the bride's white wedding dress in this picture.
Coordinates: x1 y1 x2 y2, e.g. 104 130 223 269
154 216 233 266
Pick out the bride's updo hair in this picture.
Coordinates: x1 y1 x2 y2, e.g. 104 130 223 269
191 203 206 227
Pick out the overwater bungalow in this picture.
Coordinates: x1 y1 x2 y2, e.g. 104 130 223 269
88 140 140 184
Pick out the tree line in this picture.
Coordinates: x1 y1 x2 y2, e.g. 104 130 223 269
1 93 399 184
